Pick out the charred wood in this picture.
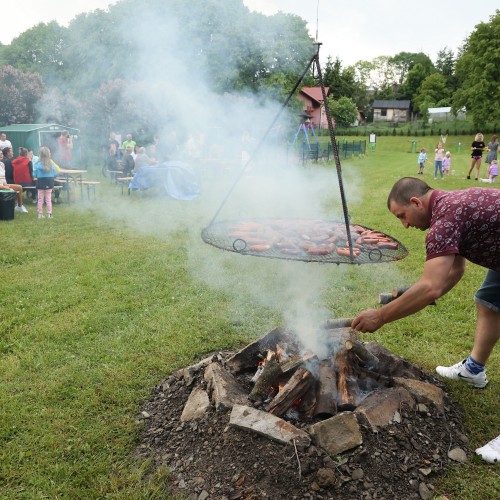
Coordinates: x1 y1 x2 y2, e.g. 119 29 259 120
248 359 283 402
335 349 361 410
345 339 379 371
298 383 317 419
225 328 298 374
280 353 318 374
266 367 313 417
313 360 338 418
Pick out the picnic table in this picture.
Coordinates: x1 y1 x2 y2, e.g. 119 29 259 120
57 169 87 203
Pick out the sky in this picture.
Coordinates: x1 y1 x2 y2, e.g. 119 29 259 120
1 0 498 65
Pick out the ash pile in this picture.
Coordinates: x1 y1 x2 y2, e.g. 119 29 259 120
137 326 470 500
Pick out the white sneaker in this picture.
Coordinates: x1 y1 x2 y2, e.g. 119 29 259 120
15 205 28 213
476 434 500 464
38 214 45 219
47 213 53 218
435 359 488 388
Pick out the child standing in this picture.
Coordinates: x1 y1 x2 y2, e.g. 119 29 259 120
417 147 427 174
442 151 451 176
488 159 498 183
33 146 57 219
434 142 445 180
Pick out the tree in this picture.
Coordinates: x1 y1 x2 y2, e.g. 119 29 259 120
327 96 358 128
390 52 435 85
399 63 428 103
0 65 44 125
452 10 500 128
354 56 397 96
413 73 451 111
418 97 433 125
3 22 67 85
322 56 367 108
434 47 456 90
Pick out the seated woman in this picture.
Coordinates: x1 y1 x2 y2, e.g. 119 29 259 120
134 146 158 172
0 150 28 212
12 147 36 203
121 146 135 176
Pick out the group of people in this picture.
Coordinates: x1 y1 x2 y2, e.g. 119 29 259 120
0 132 65 219
416 133 498 183
105 132 159 177
417 145 452 178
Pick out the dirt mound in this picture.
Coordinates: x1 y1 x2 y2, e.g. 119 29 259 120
136 349 470 500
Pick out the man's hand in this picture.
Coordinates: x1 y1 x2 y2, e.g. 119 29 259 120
351 309 384 333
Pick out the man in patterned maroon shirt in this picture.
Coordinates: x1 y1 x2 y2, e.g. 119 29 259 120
352 177 500 463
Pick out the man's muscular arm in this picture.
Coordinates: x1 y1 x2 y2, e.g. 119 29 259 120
351 254 466 333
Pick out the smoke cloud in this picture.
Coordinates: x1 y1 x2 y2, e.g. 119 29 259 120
39 3 401 355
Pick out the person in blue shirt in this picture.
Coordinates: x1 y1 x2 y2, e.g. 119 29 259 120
33 147 57 219
417 147 427 175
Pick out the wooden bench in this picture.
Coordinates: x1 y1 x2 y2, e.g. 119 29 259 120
107 170 123 183
77 180 101 200
116 177 133 195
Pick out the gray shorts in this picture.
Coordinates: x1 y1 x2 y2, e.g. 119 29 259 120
474 269 500 313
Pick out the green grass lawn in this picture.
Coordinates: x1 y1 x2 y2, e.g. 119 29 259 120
1 136 498 498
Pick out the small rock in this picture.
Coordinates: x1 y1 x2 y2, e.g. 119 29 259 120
417 404 429 414
419 468 432 476
418 482 432 499
351 468 364 480
140 411 151 419
316 468 337 488
447 447 468 463
198 491 209 500
310 481 321 491
409 479 419 490
191 477 205 488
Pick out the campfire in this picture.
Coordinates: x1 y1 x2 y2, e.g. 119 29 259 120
138 323 471 499
202 325 442 428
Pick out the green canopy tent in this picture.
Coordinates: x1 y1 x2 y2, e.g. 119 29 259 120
0 123 80 167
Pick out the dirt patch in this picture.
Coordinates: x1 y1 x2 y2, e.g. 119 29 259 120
136 350 470 500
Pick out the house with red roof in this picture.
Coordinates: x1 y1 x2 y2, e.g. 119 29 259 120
296 86 330 129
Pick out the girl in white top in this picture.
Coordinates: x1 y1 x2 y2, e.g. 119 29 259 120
442 151 451 176
434 142 445 180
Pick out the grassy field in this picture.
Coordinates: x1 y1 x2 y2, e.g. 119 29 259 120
1 135 498 499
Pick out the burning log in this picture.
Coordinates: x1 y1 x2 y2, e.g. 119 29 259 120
298 384 317 419
280 353 317 374
249 358 283 402
335 349 361 410
266 367 313 416
313 360 338 418
345 339 379 371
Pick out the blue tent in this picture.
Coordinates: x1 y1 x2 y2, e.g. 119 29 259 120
128 161 201 200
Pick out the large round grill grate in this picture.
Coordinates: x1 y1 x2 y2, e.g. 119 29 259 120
201 218 408 264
